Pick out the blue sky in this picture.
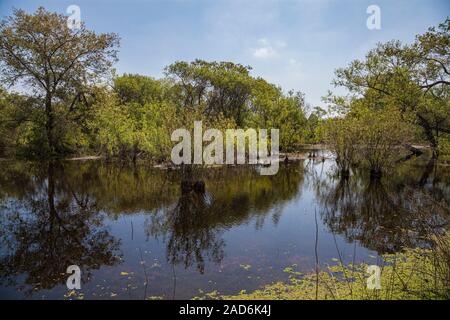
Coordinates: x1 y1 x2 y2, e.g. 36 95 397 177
1 0 448 107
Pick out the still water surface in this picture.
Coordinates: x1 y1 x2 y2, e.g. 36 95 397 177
0 153 448 299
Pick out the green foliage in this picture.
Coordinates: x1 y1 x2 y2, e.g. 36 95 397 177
7 9 448 163
165 60 253 125
0 8 326 160
91 88 177 160
325 102 413 176
353 104 413 175
332 19 450 158
247 81 310 150
86 63 318 159
114 74 171 105
0 7 119 158
324 115 360 175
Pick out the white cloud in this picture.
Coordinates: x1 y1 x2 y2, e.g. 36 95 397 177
253 46 276 59
253 38 286 59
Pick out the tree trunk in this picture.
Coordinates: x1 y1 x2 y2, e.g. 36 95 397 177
45 93 55 156
132 143 139 165
417 114 439 159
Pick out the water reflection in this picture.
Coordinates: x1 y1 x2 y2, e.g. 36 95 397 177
145 165 303 273
314 162 449 253
147 192 225 274
0 162 121 297
0 155 448 299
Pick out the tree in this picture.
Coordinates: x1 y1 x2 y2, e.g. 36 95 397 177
247 80 308 151
304 106 326 144
0 7 119 157
325 97 413 178
92 86 179 162
114 73 171 105
333 19 449 159
271 91 308 151
353 105 412 177
324 115 360 177
165 60 254 125
0 87 39 157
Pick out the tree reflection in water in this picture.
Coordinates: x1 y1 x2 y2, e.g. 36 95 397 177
314 162 449 254
0 156 447 298
147 191 225 274
145 164 304 273
0 162 122 297
0 161 304 294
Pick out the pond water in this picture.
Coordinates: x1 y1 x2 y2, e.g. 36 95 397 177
0 152 448 299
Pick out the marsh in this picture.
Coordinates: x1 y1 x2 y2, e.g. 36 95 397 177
0 150 448 299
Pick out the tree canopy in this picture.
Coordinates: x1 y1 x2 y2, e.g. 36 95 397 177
333 19 449 158
0 7 119 156
0 7 448 175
